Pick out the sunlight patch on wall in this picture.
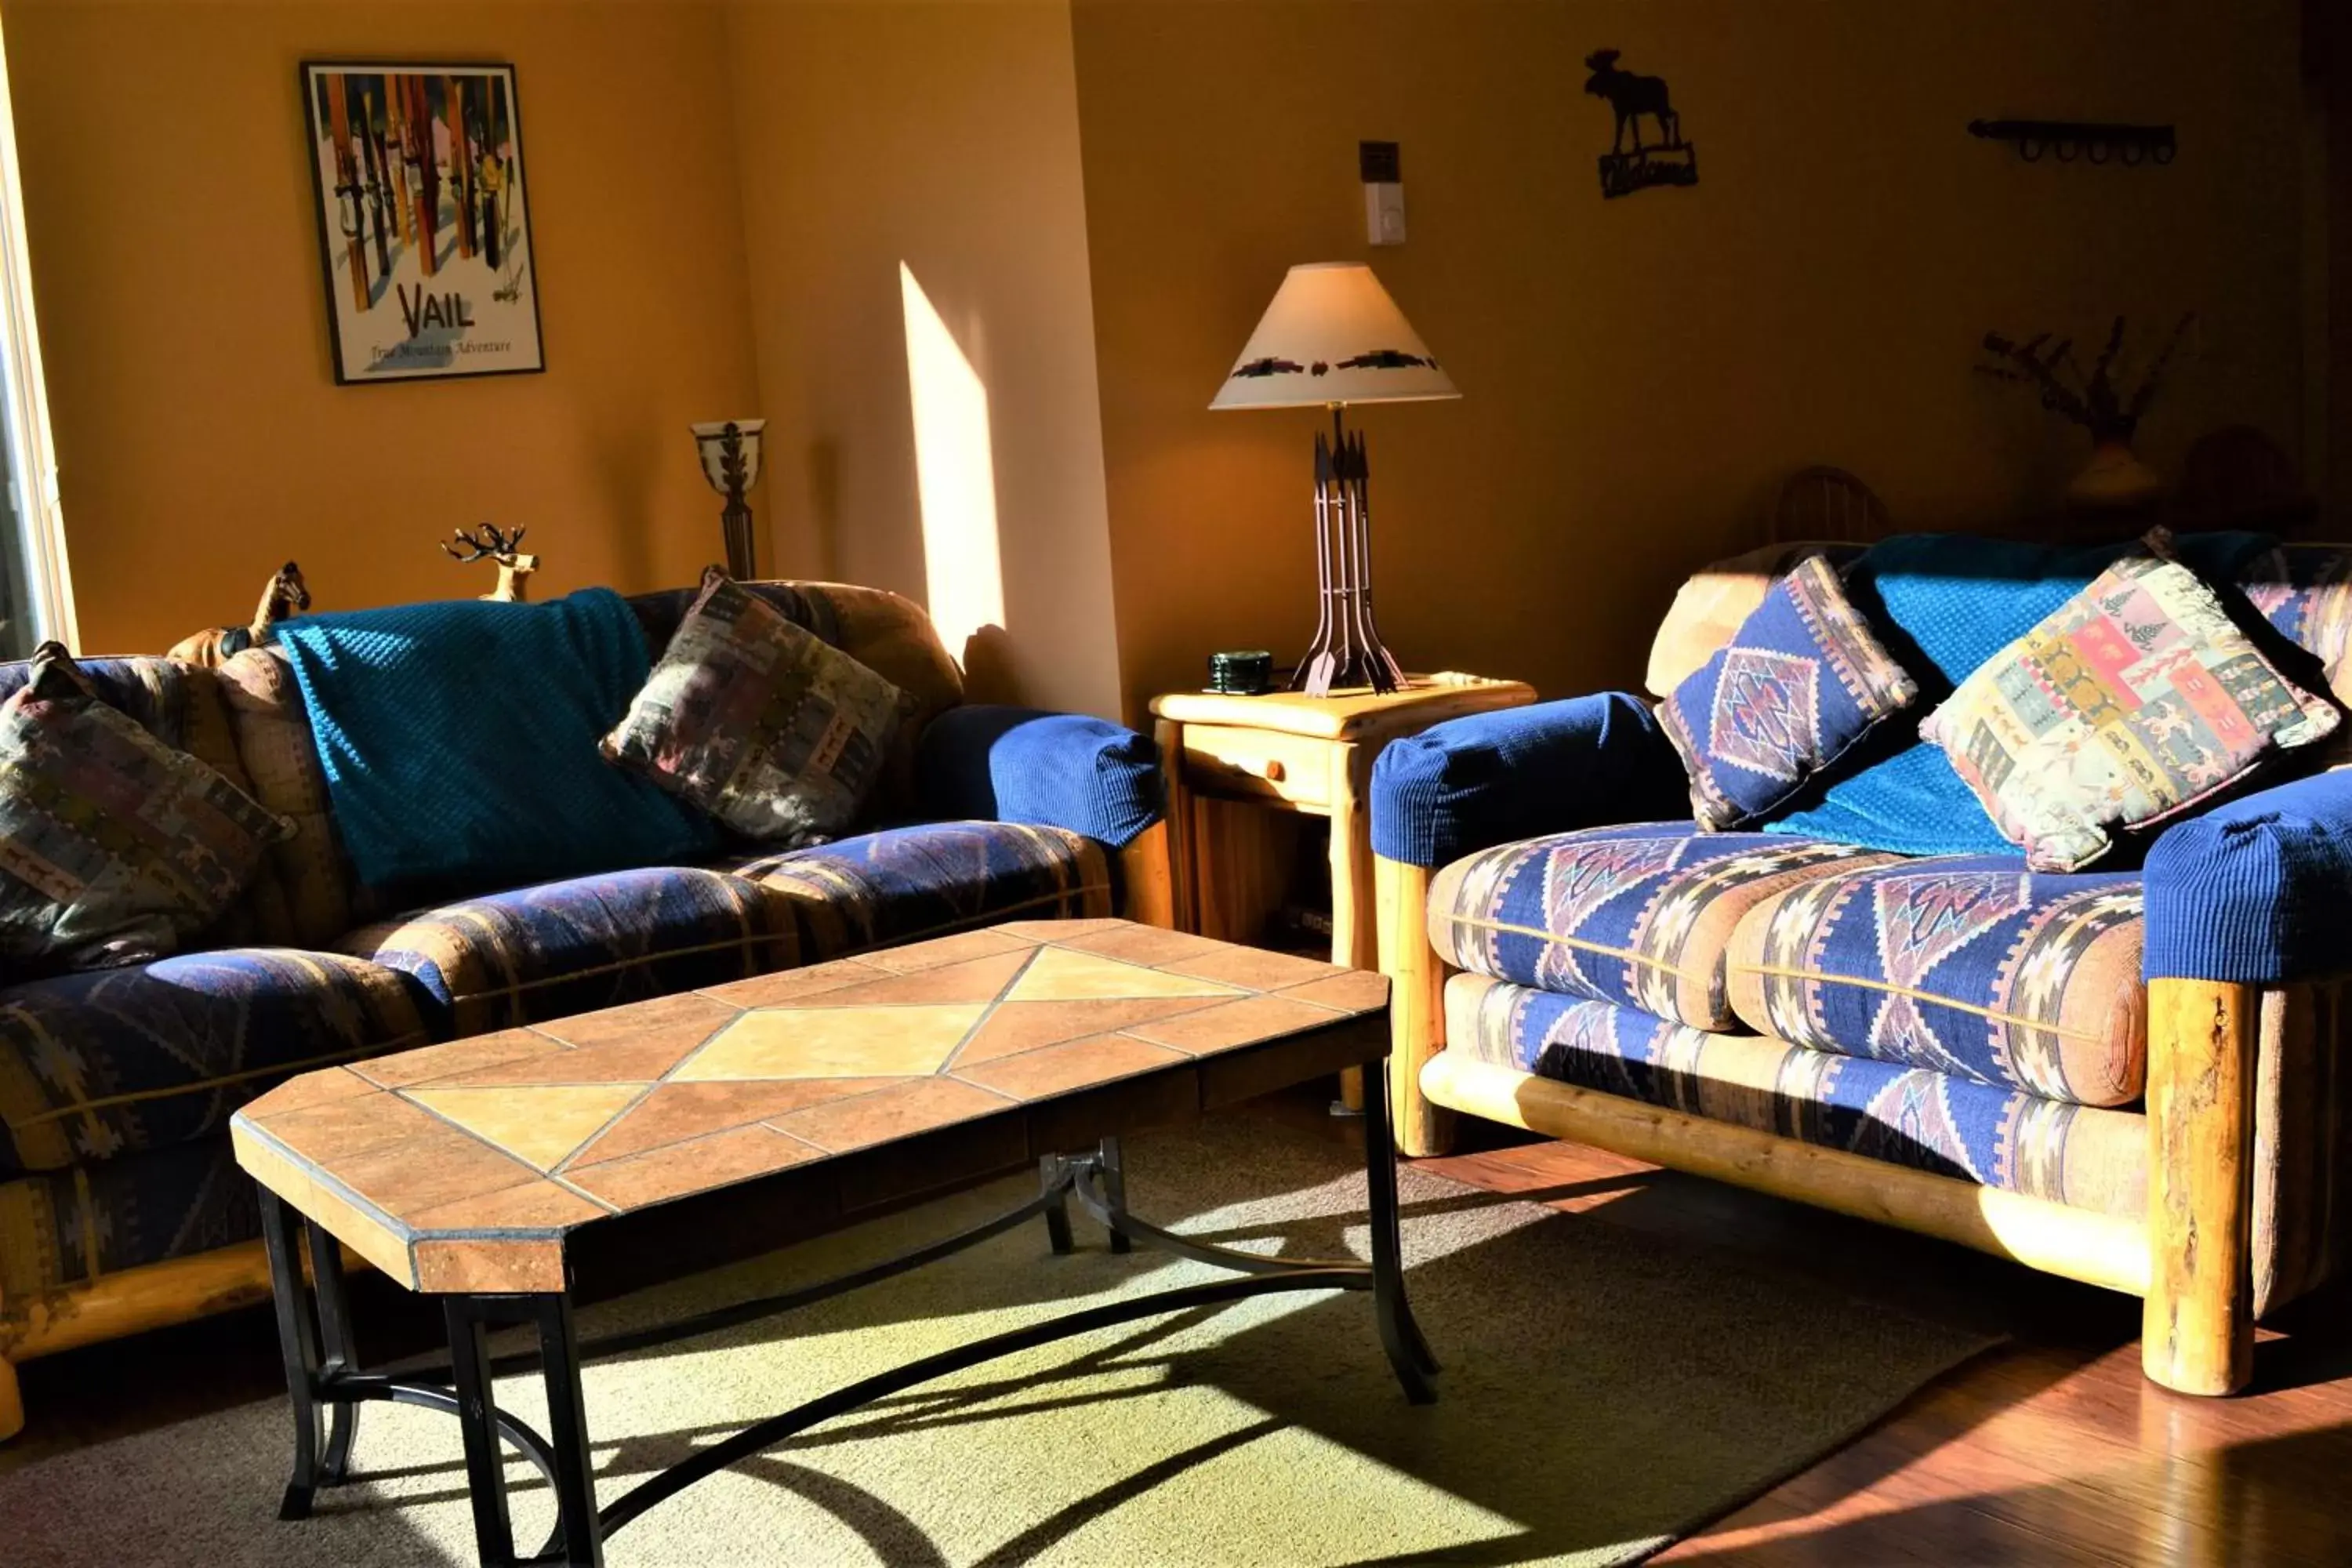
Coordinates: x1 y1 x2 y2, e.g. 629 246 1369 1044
900 263 1005 660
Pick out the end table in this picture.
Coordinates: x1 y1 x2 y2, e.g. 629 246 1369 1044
1151 675 1537 1110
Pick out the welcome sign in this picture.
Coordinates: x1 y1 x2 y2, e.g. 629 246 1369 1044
300 62 545 384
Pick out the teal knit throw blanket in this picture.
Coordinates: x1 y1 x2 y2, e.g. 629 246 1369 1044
275 589 719 891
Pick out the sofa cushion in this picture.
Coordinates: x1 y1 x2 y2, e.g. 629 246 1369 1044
0 1138 260 1301
1450 975 2145 1218
604 569 906 845
1725 855 2145 1106
1643 542 1864 698
1657 554 1919 829
337 865 799 1037
216 646 358 946
1920 543 2339 873
2238 543 2352 706
726 819 1116 960
1425 823 1893 1030
1766 529 2279 858
0 645 296 972
0 948 428 1174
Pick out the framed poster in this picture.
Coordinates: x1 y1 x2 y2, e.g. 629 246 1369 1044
300 62 544 384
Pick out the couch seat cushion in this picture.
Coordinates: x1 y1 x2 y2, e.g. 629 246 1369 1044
0 1139 260 1301
1426 823 1893 1030
1450 975 2144 1218
0 949 428 1174
1725 855 2145 1106
725 819 1116 959
338 866 800 1036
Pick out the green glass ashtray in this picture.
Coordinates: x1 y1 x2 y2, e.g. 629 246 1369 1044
1207 650 1275 695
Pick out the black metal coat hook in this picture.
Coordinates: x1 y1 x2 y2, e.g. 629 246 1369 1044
1969 118 2176 165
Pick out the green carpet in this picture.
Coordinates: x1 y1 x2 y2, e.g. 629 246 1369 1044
2 1116 1995 1566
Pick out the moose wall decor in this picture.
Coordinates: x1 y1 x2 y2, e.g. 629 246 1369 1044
1584 49 1697 198
441 524 539 601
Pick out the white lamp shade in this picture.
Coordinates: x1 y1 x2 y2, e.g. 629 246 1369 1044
691 419 766 493
1209 262 1460 410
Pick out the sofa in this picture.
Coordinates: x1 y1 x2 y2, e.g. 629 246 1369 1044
1371 534 2352 1396
0 579 1170 1438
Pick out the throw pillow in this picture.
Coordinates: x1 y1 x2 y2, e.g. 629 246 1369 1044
603 568 906 844
1920 539 2341 872
0 642 295 969
1656 553 1920 829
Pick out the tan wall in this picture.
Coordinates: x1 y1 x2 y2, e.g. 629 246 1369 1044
724 0 1123 718
1072 0 2310 712
5 0 759 655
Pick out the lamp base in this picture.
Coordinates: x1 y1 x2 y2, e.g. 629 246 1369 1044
1290 407 1403 699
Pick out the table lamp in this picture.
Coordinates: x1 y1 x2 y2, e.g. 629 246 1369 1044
1210 262 1458 695
691 419 767 579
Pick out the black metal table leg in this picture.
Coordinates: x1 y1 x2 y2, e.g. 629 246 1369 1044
1358 1057 1437 1403
260 1189 326 1521
445 1298 520 1567
1097 1136 1133 1255
532 1295 604 1568
306 1218 363 1483
1039 1154 1074 1255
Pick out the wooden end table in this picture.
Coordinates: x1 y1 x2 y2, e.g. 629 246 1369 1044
233 920 1434 1566
1151 676 1535 1109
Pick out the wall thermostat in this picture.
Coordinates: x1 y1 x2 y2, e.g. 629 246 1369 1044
1360 140 1405 245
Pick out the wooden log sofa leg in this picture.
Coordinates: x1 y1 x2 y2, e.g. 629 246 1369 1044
1116 819 1180 930
0 1348 21 1443
1374 854 1455 1159
2143 978 2259 1396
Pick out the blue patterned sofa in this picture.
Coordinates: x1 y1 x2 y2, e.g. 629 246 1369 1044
1371 535 2352 1396
0 579 1167 1435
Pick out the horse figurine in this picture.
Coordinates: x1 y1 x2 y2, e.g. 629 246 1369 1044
167 561 311 666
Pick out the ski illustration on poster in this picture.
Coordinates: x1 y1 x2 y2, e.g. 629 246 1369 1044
300 62 544 384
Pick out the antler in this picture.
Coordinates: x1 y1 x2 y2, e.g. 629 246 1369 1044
441 524 528 563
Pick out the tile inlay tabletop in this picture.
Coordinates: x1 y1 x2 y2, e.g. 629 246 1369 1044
235 919 1424 1565
232 920 1388 1294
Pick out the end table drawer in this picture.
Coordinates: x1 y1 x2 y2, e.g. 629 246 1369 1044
1181 724 1330 808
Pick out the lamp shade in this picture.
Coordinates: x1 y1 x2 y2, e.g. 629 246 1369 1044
1209 262 1459 410
691 419 766 494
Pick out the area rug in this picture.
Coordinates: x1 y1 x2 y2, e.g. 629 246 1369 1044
0 1116 1995 1566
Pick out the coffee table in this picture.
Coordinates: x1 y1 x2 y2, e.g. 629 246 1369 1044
233 918 1436 1566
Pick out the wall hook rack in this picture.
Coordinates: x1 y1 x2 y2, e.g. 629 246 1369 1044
1968 118 2175 165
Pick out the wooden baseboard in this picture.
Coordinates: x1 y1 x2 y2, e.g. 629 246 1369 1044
1420 1053 2151 1298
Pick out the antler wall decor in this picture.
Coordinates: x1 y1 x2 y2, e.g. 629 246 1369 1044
441 524 539 602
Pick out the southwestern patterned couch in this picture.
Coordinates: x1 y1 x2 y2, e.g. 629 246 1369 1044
1371 534 2352 1396
0 580 1167 1438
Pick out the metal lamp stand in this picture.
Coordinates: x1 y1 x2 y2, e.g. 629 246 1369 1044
1294 404 1405 697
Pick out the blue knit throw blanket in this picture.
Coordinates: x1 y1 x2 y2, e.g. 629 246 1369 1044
1768 530 2275 857
275 590 718 891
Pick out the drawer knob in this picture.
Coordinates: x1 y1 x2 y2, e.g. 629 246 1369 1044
1261 759 1287 782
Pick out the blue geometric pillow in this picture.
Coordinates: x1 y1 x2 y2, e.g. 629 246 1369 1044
1657 554 1920 829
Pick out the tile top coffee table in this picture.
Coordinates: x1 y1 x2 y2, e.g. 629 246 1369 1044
234 918 1436 1567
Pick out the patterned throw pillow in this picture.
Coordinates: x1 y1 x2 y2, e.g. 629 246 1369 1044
1920 539 2341 872
602 569 906 844
1656 554 1920 829
0 643 295 969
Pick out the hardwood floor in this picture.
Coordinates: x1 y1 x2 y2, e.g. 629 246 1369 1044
1417 1127 2352 1567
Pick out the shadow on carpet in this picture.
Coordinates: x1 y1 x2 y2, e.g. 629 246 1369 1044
0 1116 1997 1566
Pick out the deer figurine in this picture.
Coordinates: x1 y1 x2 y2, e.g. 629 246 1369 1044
441 524 539 602
167 561 311 666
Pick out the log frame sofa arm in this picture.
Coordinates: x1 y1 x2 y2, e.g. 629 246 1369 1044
1369 694 1690 1156
2140 767 2352 1394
